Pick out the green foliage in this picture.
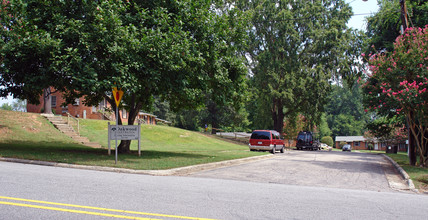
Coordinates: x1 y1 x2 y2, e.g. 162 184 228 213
239 0 357 134
318 113 332 138
0 103 13 111
366 0 428 54
325 83 368 138
321 136 334 147
362 26 428 166
1 0 248 152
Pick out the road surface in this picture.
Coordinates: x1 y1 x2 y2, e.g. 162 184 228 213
1 154 427 219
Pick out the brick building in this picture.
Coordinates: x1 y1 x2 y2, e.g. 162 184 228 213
335 136 408 152
26 89 163 125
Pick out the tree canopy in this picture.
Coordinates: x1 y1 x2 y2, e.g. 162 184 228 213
239 0 358 135
1 0 247 152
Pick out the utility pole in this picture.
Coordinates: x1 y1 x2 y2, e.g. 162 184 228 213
399 0 417 165
399 0 409 33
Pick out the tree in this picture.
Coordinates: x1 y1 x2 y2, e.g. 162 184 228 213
1 0 247 153
0 1 69 114
366 116 407 148
0 103 12 111
324 83 368 138
237 0 357 135
11 99 26 112
365 0 428 54
362 26 428 166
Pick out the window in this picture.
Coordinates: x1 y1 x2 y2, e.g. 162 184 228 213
74 98 80 106
122 109 127 119
51 96 57 107
250 131 271 140
354 142 360 147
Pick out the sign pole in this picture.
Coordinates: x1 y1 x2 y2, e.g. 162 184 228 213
138 121 141 157
115 105 118 164
108 122 111 155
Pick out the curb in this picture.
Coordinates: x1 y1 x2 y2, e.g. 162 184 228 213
382 154 418 193
0 154 274 176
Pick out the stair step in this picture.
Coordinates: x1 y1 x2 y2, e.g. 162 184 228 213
42 114 102 149
83 142 102 148
74 138 90 142
50 120 65 123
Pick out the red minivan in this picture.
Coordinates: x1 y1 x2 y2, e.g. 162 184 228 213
249 130 285 154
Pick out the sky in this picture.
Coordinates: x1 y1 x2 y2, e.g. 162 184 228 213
346 0 380 30
0 1 380 106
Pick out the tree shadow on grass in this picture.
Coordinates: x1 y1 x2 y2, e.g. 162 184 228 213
0 141 209 162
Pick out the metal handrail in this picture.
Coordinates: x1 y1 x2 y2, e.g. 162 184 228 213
66 112 80 134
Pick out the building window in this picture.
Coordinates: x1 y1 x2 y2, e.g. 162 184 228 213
51 96 57 107
354 142 360 147
74 98 80 106
122 109 127 119
92 106 96 113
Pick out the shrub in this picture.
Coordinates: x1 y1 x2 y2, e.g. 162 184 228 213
321 136 334 147
368 143 374 150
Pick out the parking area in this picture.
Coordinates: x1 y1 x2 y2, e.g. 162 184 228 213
190 150 409 192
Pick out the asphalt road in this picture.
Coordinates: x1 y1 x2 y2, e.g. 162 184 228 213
1 152 427 219
190 150 408 192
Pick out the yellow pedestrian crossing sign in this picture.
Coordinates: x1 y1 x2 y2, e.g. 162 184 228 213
112 87 124 107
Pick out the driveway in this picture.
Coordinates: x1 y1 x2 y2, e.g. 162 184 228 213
190 150 409 192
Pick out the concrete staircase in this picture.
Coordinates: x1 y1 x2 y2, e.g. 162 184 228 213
42 114 102 148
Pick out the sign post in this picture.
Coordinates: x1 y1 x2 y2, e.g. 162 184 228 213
112 87 124 164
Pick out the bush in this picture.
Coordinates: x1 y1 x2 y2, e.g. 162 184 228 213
339 141 347 149
321 136 334 147
368 143 374 150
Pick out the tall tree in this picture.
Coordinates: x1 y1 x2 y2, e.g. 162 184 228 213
324 83 369 138
237 0 357 134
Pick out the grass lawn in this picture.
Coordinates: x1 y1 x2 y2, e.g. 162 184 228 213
0 110 263 170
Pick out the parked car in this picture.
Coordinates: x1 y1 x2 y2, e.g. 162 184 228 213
296 131 319 151
249 130 285 154
320 143 332 151
342 144 352 152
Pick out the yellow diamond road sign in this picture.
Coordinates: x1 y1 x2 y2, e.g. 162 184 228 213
112 87 124 107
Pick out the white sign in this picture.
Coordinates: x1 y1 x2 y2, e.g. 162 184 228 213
109 125 140 140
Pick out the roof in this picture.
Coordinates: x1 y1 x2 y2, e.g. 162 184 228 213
139 112 157 117
335 136 366 142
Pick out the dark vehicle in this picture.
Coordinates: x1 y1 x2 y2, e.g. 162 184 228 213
342 144 352 152
249 130 285 154
296 131 320 151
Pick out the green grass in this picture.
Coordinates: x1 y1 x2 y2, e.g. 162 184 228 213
0 110 263 170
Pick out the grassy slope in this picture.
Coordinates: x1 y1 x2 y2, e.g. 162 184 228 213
0 110 261 169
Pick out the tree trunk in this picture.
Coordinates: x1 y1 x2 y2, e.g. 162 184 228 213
271 99 284 135
43 88 52 114
407 112 417 166
117 99 142 153
208 101 218 135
